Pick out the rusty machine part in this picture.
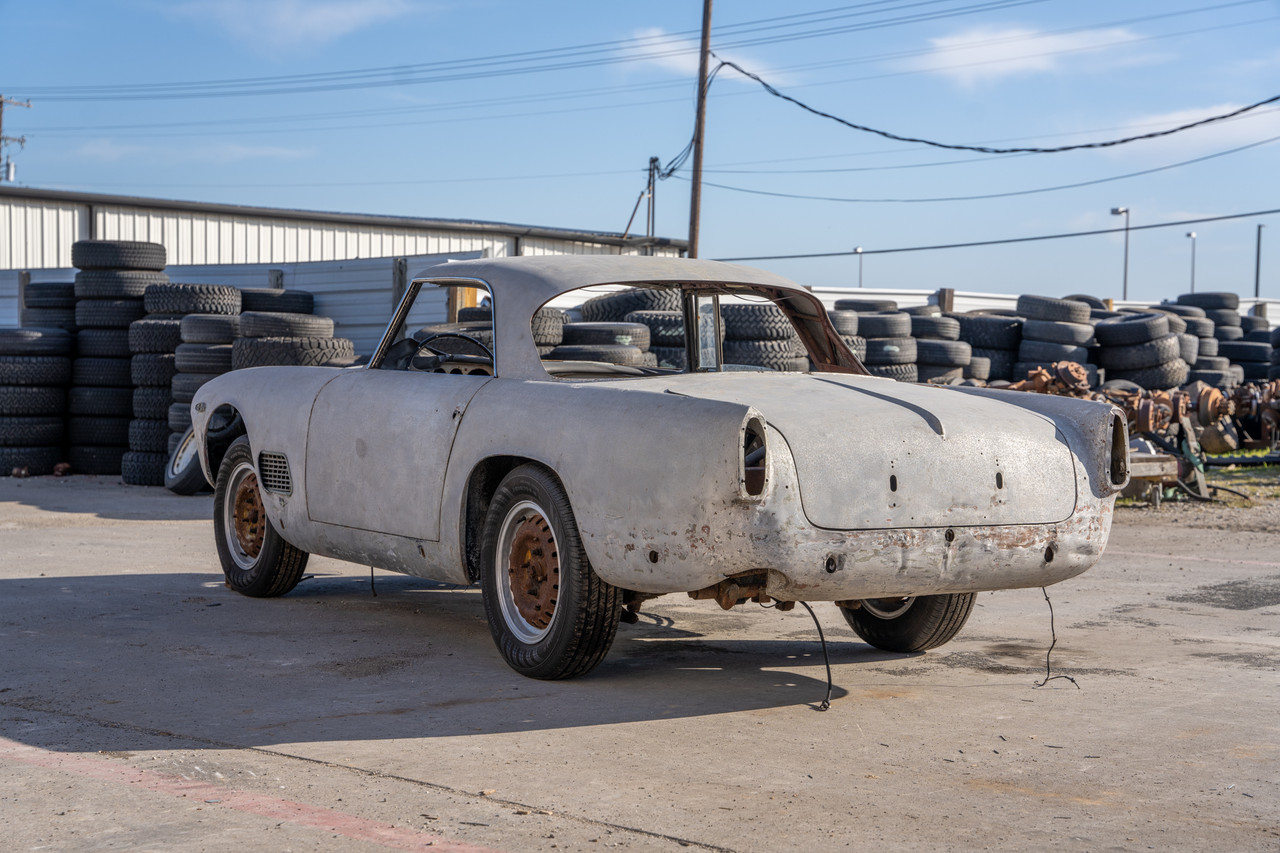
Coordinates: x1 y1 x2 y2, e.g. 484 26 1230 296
688 570 795 611
1227 379 1280 452
1007 362 1094 397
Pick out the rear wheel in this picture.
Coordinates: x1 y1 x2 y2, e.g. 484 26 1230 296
841 593 975 652
213 436 307 597
480 465 620 679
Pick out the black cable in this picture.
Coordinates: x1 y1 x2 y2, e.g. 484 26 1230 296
1033 587 1078 689
715 56 1280 155
797 602 834 711
715 206 1280 261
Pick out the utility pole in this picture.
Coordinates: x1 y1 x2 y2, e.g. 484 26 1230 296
1256 224 1265 299
647 156 659 241
0 95 32 183
687 0 713 259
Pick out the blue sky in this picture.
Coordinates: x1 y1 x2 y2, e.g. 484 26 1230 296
3 0 1278 302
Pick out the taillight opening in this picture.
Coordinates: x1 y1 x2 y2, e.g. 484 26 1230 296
743 417 767 497
1110 412 1129 487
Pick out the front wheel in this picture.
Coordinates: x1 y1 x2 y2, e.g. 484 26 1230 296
840 593 975 652
480 464 620 679
213 436 308 597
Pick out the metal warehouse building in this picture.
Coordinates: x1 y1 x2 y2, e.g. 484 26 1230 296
0 187 685 349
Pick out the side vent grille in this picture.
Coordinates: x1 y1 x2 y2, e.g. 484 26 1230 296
257 452 293 495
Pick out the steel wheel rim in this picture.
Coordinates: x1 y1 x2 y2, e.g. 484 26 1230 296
495 499 560 644
862 596 915 620
223 460 265 571
169 430 198 477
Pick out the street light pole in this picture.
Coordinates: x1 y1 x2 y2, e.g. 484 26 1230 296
855 246 863 287
1111 207 1130 300
1256 224 1265 299
1187 232 1197 292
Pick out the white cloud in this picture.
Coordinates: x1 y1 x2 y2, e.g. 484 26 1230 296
905 26 1144 86
626 28 702 76
172 0 415 52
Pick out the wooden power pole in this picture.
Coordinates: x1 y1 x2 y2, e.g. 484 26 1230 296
686 0 713 258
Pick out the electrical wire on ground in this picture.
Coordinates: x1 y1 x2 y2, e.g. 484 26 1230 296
1033 587 1078 689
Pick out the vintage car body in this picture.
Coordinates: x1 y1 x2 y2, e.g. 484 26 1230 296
194 256 1129 679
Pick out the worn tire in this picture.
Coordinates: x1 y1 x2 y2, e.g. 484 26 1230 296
67 444 126 475
909 315 960 341
214 436 309 597
1109 359 1190 390
72 357 132 388
579 287 679 323
841 593 975 652
74 270 168 299
857 312 911 339
132 386 172 419
649 345 686 369
68 387 131 417
165 427 209 495
1194 356 1231 371
1016 295 1090 323
1095 335 1181 370
1018 340 1089 364
624 310 685 348
68 416 130 447
144 283 241 316
1218 341 1271 363
231 337 354 369
179 313 241 344
971 347 1017 380
0 416 63 447
721 304 795 341
1020 320 1096 346
128 418 169 453
841 335 867 361
72 240 166 271
544 344 646 366
1178 334 1200 364
915 339 971 367
168 401 193 433
1095 313 1170 346
0 328 74 357
1214 325 1244 342
0 356 71 386
171 372 220 403
238 311 334 339
481 464 621 679
722 339 807 372
826 310 860 336
833 298 896 312
127 317 183 354
121 451 167 486
862 337 917 365
865 363 918 382
531 307 566 346
1176 291 1239 310
955 315 1022 350
238 288 314 314
965 356 991 381
19 307 78 331
131 353 178 387
1198 336 1219 357
22 282 75 309
0 446 60 476
174 343 234 374
1204 308 1242 328
916 365 965 383
561 322 650 350
76 298 146 329
1182 316 1215 338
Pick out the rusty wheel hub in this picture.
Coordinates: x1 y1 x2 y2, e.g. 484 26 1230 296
232 472 265 559
506 511 559 632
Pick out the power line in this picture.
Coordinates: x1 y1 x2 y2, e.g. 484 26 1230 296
714 56 1280 155
679 133 1280 202
715 207 1280 261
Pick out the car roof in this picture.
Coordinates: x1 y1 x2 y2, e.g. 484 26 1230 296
408 256 811 381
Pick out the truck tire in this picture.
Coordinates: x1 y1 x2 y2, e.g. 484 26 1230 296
841 593 975 652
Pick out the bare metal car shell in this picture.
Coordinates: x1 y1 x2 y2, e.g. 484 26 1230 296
193 255 1128 604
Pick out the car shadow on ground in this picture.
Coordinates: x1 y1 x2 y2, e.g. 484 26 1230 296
0 572 918 754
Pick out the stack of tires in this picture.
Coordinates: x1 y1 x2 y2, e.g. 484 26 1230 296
231 295 353 371
910 313 972 383
834 300 913 382
1270 326 1280 381
720 303 807 372
451 304 565 356
549 320 655 366
0 328 72 476
1092 312 1189 390
953 313 1023 382
1012 296 1095 383
19 281 77 332
1176 293 1249 386
69 240 166 476
1152 303 1223 386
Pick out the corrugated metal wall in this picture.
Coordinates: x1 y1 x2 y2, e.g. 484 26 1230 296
0 197 87 269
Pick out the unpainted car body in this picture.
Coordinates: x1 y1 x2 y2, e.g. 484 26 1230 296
194 256 1129 678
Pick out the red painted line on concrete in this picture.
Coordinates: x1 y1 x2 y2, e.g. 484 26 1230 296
1107 550 1280 569
0 736 503 853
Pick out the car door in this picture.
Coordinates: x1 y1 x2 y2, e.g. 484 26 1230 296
303 369 492 541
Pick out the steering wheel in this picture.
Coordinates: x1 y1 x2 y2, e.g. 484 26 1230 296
411 331 494 372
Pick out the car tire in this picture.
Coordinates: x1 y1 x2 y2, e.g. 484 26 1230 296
840 593 975 652
0 445 61 476
0 385 66 416
238 311 335 339
1015 295 1091 323
561 321 651 350
128 317 183 354
71 239 166 271
77 329 131 358
826 310 860 336
165 426 209 495
74 270 168 299
0 355 71 386
833 298 896 312
955 314 1023 350
121 450 167 486
144 283 241 316
909 315 960 341
75 298 146 329
0 328 74 356
238 288 315 314
480 464 621 679
214 436 309 597
22 282 75 309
